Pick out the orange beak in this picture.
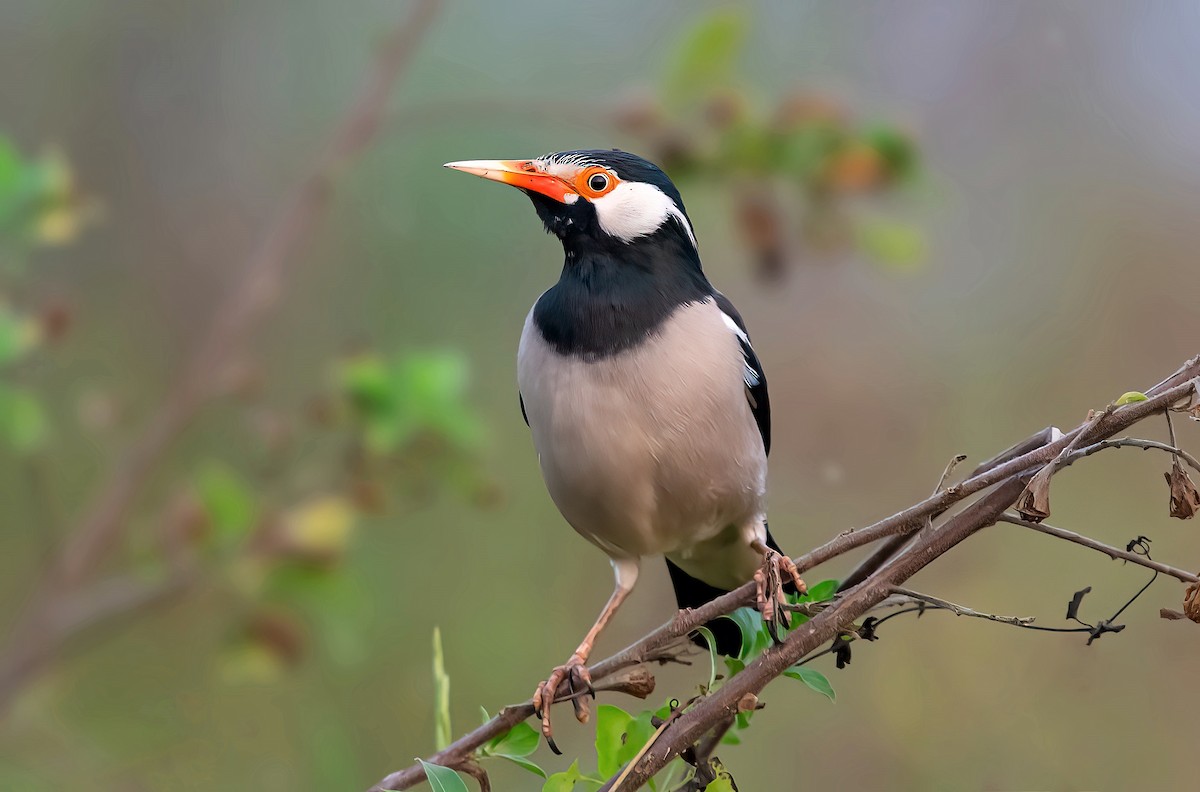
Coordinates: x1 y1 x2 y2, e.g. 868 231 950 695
443 159 579 204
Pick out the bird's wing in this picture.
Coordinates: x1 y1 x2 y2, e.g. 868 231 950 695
712 291 770 456
519 392 529 427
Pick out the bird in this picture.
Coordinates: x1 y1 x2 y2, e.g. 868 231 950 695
444 150 805 751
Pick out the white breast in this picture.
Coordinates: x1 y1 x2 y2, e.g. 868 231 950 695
516 297 767 564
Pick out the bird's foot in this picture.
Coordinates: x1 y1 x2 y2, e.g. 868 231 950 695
532 653 593 754
753 549 807 642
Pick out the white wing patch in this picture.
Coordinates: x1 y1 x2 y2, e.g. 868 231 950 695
721 311 760 388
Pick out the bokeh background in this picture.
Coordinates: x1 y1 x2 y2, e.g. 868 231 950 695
2 1 1200 790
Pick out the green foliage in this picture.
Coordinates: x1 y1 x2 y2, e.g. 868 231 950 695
417 759 469 792
542 759 603 792
432 628 452 751
663 9 747 109
782 666 836 702
0 135 95 249
337 350 482 455
595 704 656 778
480 721 545 778
704 775 737 792
0 384 47 453
194 461 257 548
856 217 927 272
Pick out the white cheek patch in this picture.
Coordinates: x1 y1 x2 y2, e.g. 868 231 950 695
590 182 698 250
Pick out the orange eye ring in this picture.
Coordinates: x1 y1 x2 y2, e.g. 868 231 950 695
577 165 618 198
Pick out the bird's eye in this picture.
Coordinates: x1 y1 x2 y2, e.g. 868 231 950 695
578 166 616 197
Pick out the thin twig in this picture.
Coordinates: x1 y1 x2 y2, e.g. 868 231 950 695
1060 436 1200 475
888 586 1036 626
998 514 1199 583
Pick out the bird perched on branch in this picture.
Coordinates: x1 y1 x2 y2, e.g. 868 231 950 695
444 150 804 751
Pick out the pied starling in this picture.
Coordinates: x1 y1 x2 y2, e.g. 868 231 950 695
444 150 805 749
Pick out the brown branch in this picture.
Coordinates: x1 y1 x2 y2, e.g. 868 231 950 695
370 359 1200 791
0 0 441 716
887 586 1036 626
1060 436 1200 475
998 514 1200 583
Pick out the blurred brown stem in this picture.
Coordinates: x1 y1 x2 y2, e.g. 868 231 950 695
371 357 1200 791
0 0 441 716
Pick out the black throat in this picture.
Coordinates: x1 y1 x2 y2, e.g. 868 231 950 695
532 231 713 359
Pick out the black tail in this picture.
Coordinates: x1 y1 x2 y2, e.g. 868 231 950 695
666 525 791 657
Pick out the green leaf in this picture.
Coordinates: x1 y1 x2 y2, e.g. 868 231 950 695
1114 391 1148 406
705 775 737 792
723 607 768 660
542 759 601 792
479 706 491 726
417 759 469 792
802 579 839 603
594 704 634 777
693 626 719 691
0 387 47 452
486 721 539 758
864 125 919 181
194 462 256 546
432 627 452 750
663 8 748 107
783 666 836 701
856 217 927 273
496 753 547 778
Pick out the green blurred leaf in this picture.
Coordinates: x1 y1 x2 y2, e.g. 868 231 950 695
0 304 38 367
0 386 47 453
664 8 747 108
1114 391 1148 406
417 760 469 792
486 721 539 758
856 218 927 273
194 461 256 546
864 124 919 181
783 666 836 701
432 627 452 751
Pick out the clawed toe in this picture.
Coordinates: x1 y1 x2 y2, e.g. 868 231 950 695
532 656 592 754
754 549 807 641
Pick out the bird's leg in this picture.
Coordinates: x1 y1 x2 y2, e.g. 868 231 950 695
533 558 639 754
750 537 807 641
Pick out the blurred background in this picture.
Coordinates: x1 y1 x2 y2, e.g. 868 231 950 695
2 1 1199 789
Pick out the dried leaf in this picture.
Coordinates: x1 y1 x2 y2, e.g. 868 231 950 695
1164 458 1200 520
1161 608 1187 620
1183 582 1200 623
1017 467 1054 522
1066 586 1092 621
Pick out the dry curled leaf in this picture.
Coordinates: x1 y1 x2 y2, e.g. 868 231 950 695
1183 582 1200 623
1017 466 1054 522
1165 458 1200 520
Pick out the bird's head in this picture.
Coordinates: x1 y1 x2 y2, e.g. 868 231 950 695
444 150 698 257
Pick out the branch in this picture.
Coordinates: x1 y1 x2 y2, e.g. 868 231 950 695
887 586 1036 627
370 359 1200 790
0 0 441 715
998 514 1199 583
